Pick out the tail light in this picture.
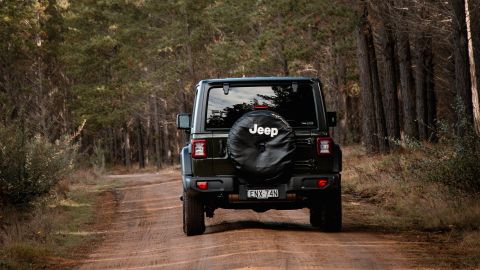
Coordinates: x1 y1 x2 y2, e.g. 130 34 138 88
191 139 207 158
316 178 329 188
317 137 333 156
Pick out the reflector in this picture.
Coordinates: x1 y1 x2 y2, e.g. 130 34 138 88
196 181 208 190
316 179 329 188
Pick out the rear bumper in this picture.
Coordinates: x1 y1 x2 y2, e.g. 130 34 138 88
184 174 341 194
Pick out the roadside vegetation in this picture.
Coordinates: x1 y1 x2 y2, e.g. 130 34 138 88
343 122 480 268
0 170 120 270
0 127 77 206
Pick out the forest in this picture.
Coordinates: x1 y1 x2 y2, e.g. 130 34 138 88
1 0 480 269
1 0 480 210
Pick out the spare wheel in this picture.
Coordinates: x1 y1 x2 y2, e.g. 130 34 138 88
227 110 296 183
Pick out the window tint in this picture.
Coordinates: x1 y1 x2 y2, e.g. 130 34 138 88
206 84 317 129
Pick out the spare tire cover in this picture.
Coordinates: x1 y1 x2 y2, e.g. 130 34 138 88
227 110 296 182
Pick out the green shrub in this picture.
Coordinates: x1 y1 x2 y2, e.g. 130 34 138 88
0 127 77 206
398 100 480 194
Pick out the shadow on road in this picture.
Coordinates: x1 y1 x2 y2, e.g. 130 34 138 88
207 220 319 234
206 219 395 235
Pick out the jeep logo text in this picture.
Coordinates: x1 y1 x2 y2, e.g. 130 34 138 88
249 124 278 137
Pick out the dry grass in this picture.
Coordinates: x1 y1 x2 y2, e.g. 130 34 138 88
459 231 480 266
343 145 480 231
342 145 480 269
105 164 174 175
0 170 120 270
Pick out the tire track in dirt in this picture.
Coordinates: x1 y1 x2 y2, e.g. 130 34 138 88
77 170 414 270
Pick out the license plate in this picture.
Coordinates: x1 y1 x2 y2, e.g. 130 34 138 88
247 189 279 199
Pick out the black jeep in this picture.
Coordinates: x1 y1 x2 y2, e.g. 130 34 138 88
177 77 342 236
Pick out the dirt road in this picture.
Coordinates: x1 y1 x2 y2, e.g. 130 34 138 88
77 170 415 270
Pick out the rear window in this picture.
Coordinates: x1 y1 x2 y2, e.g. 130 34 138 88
206 84 318 129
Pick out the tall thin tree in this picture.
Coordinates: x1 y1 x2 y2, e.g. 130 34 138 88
366 14 389 153
378 7 401 142
451 0 473 135
414 33 428 140
466 0 480 134
396 17 418 139
357 3 379 153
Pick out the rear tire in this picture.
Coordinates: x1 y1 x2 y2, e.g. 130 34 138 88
309 207 323 227
322 189 342 232
309 189 342 232
183 191 205 236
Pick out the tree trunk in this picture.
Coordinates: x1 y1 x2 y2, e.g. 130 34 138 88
173 112 181 164
112 127 118 165
425 37 437 141
414 35 428 140
467 0 480 134
366 23 389 153
277 41 289 76
153 94 162 169
185 20 197 84
335 53 348 145
161 98 171 165
452 0 473 136
124 123 131 167
176 130 181 163
329 38 340 143
356 5 378 153
145 109 151 166
396 28 418 139
378 21 400 141
346 95 361 143
136 117 145 169
178 78 189 113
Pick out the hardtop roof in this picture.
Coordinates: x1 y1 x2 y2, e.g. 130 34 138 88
201 77 318 84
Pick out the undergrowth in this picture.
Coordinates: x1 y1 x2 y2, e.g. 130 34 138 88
0 170 106 270
342 115 480 269
343 141 480 231
344 101 480 231
0 127 78 207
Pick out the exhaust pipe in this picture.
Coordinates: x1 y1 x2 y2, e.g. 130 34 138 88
228 194 240 202
287 193 297 200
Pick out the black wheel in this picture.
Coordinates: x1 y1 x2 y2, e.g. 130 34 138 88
322 189 342 232
309 189 342 232
183 191 205 236
309 207 323 227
